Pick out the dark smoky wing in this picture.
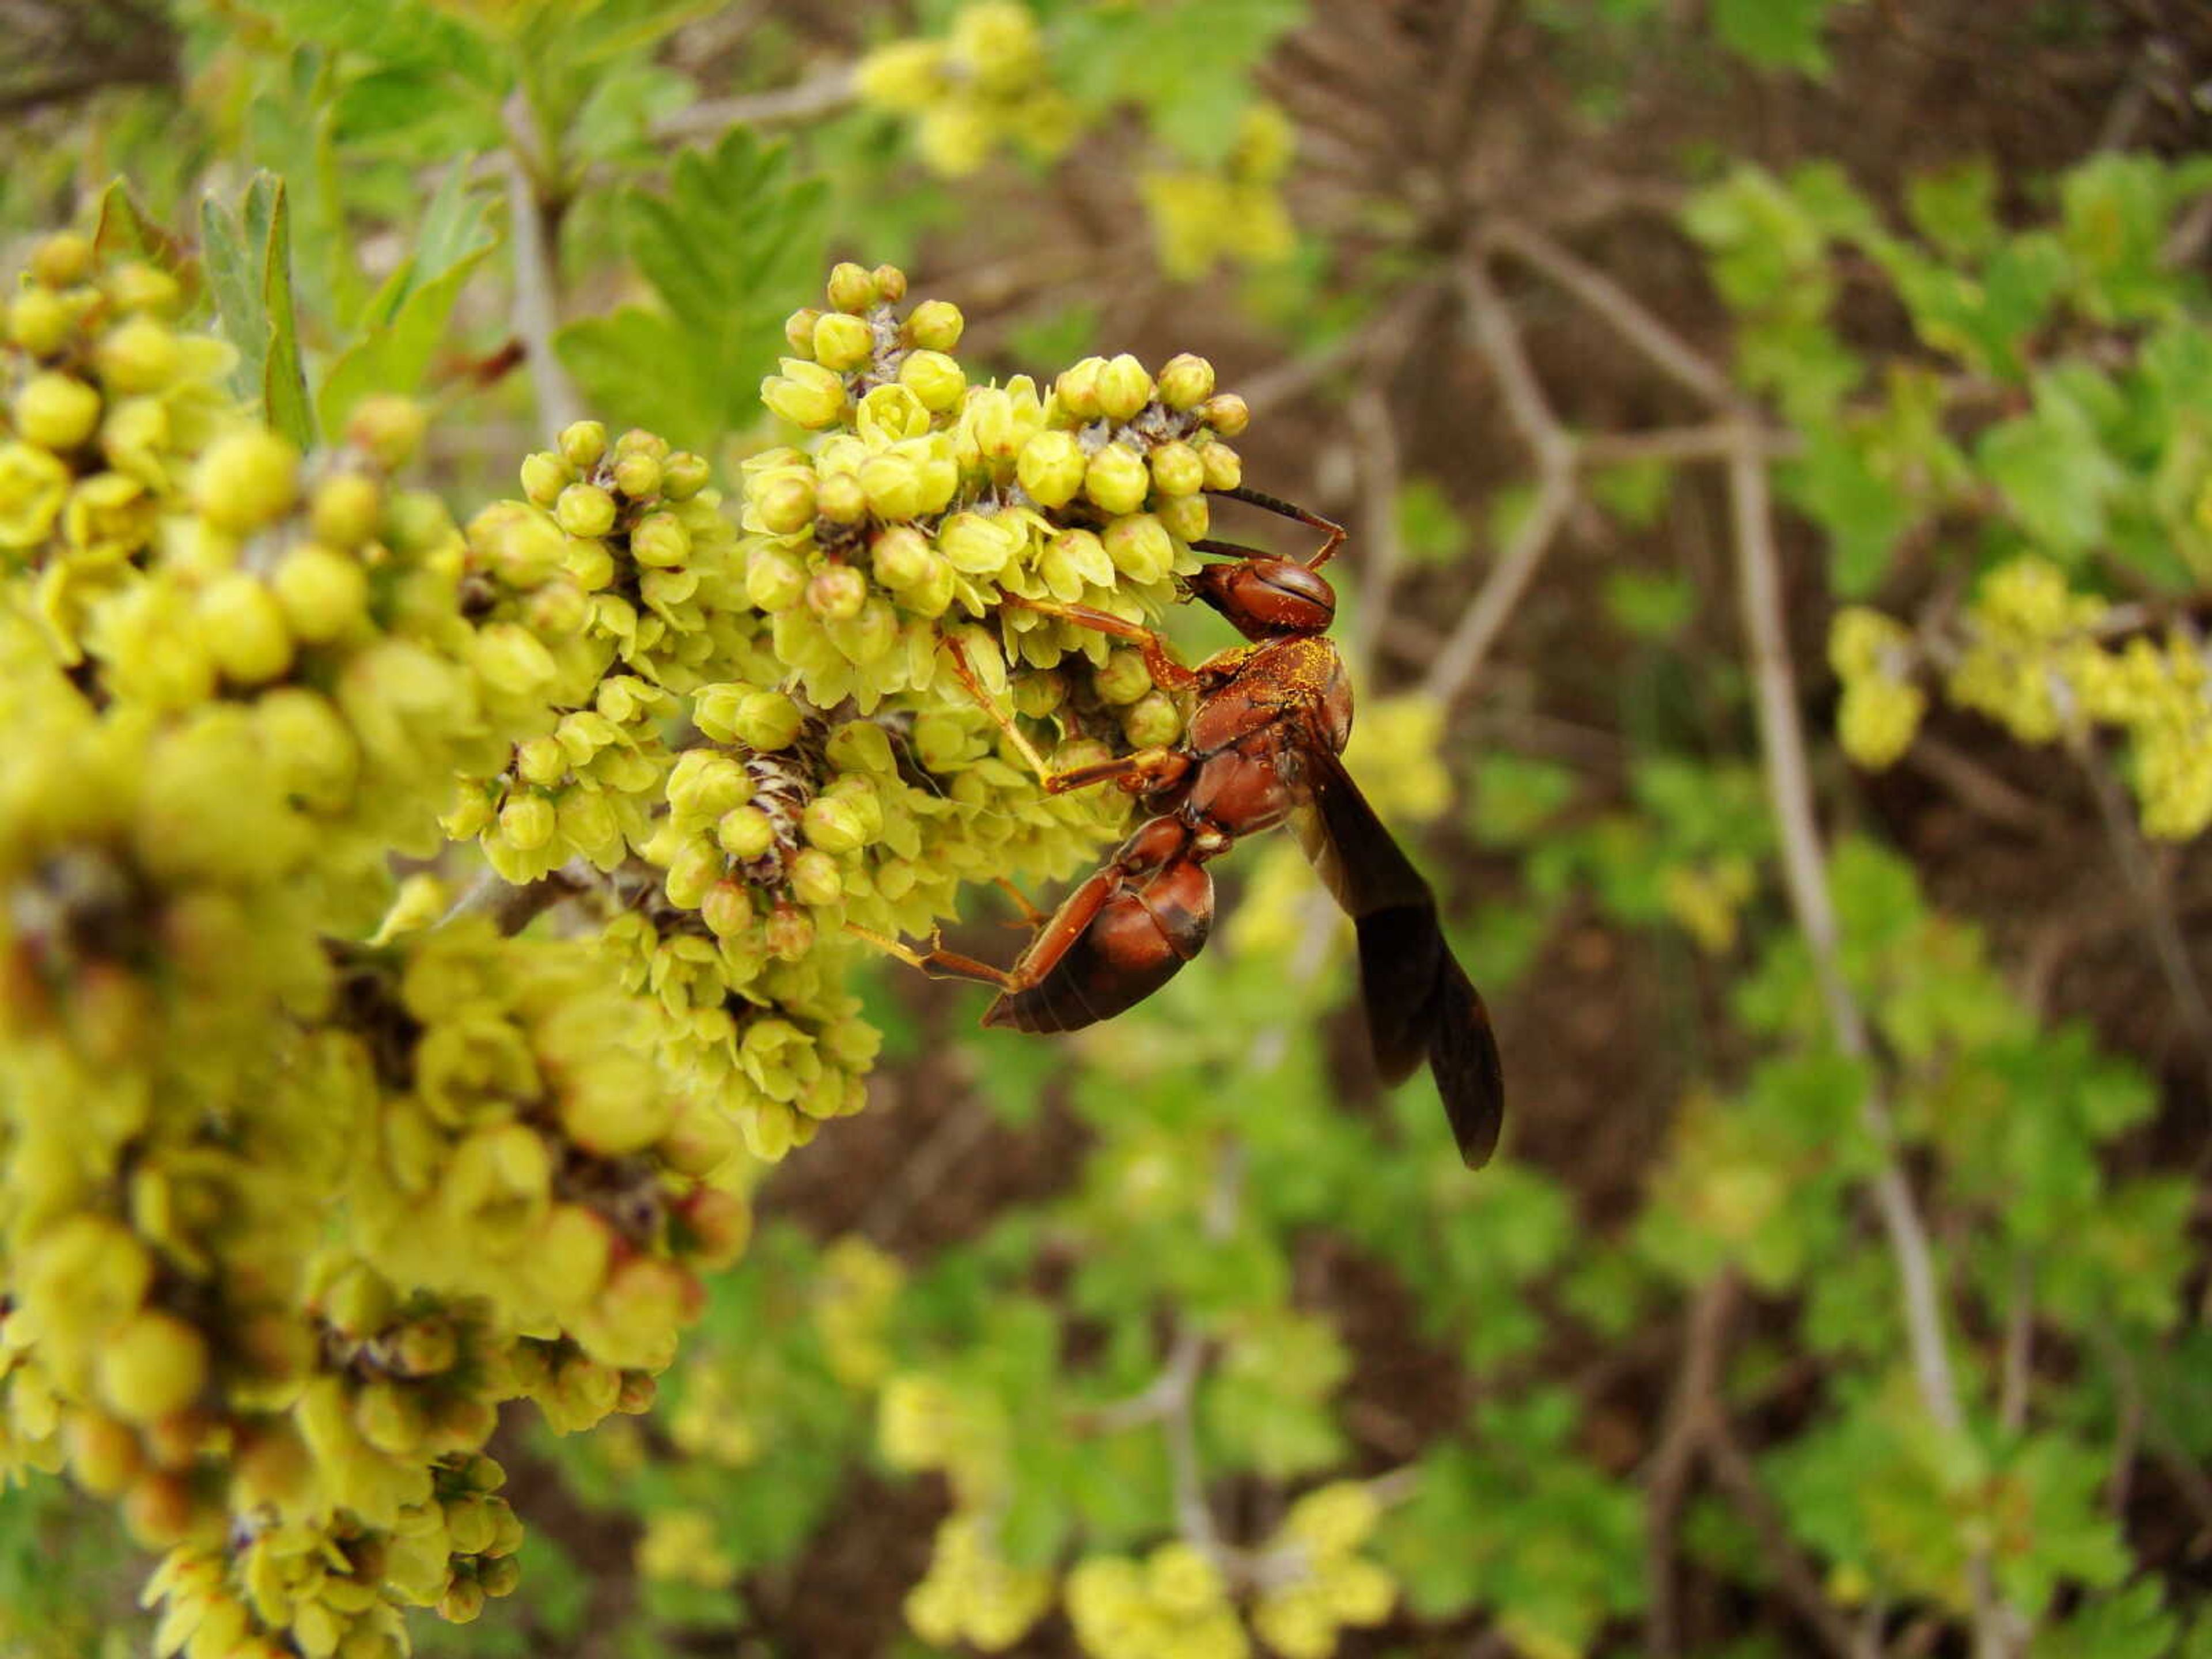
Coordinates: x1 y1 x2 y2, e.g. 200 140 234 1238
1426 951 1505 1169
1291 748 1506 1168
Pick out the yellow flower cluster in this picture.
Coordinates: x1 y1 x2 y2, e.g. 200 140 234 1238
0 228 732 1654
855 2 1080 176
1138 104 1300 281
598 260 1252 1157
1925 556 2212 839
903 1514 1056 1652
1827 605 1928 770
1249 1483 1398 1659
3 219 1292 1650
635 1507 739 1591
878 1370 1013 1503
1944 558 2105 745
813 1234 905 1389
1066 1543 1249 1659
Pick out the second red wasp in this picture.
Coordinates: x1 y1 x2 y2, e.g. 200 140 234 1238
869 487 1505 1169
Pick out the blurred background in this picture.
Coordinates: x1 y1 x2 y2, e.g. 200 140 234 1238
4 1 2212 1654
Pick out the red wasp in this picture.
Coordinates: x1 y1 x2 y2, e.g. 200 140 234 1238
872 488 1503 1169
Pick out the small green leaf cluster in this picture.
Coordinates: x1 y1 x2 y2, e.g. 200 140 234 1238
1687 150 2212 839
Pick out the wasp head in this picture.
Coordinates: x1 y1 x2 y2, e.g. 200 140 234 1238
1186 556 1336 641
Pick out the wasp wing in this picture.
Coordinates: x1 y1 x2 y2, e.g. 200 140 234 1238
1290 746 1505 1169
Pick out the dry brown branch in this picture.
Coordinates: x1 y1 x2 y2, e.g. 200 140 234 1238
2066 733 2212 1111
1422 260 1580 709
1645 1275 1738 1657
1703 1418 1865 1659
502 94 583 435
1482 215 1737 409
1727 433 2022 1658
654 66 857 139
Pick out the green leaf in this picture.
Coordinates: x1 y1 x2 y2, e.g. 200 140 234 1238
2061 151 2192 323
1783 426 1915 595
1905 158 2003 262
555 128 830 448
201 173 317 449
92 179 194 293
1977 376 2127 560
1588 457 1673 530
317 166 499 430
2039 1582 2180 1659
1468 754 1577 847
1052 0 1305 164
229 0 505 86
1710 0 1847 75
1396 475 1471 566
250 176 316 450
1603 568 1697 637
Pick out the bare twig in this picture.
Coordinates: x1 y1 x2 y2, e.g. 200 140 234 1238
1704 1419 1866 1659
502 94 582 435
1240 279 1442 416
1483 215 1737 410
1346 385 1405 666
1727 433 2020 1659
1902 738 2046 836
1998 1254 2032 1435
859 1097 995 1242
447 866 588 936
654 65 857 141
2066 732 2212 1108
1646 1275 1737 1658
1580 423 1800 468
1423 0 1505 166
1422 260 1580 710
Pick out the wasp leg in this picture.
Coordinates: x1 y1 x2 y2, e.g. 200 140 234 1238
845 922 1020 991
993 594 1200 694
938 628 1187 797
1205 486 1346 571
993 876 1049 929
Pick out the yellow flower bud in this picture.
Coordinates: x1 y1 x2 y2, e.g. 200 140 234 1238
346 394 429 469
763 358 848 429
807 565 869 620
1157 353 1217 410
745 543 808 611
1096 353 1156 421
97 1312 209 1424
1017 430 1087 507
827 261 878 315
15 372 103 449
1085 443 1150 515
309 471 383 548
1202 393 1250 436
30 230 95 289
855 40 947 111
784 306 825 355
558 419 608 469
753 470 817 535
555 482 619 539
906 298 965 353
200 573 296 684
612 449 663 499
734 690 806 750
499 794 556 851
1103 512 1175 582
897 349 967 411
520 451 570 506
192 429 300 532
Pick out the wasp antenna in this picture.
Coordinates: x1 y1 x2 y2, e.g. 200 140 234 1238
1203 486 1346 570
